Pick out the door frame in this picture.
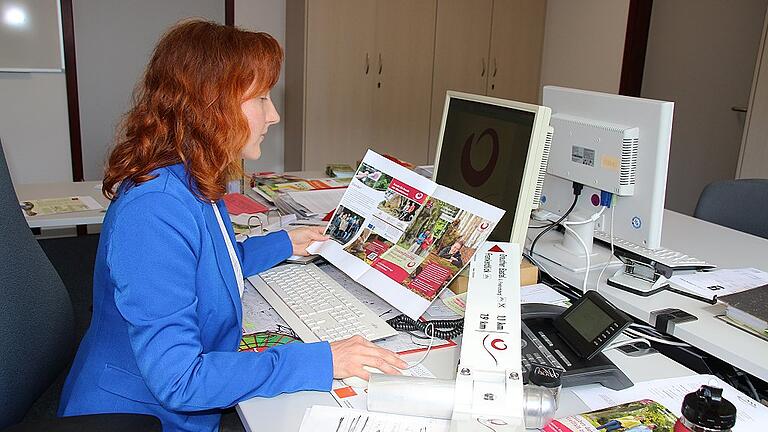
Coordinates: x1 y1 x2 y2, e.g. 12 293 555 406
736 7 768 178
61 0 235 183
619 0 653 97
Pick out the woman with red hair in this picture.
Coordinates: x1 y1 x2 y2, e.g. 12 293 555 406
58 20 405 431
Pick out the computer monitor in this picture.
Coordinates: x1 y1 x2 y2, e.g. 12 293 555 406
534 86 674 271
432 91 552 247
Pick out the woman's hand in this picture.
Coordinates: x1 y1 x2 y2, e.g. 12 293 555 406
329 335 408 380
286 226 328 256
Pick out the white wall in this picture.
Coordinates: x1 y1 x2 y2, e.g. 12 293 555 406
236 0 287 174
540 0 629 94
74 0 224 181
0 72 72 184
642 0 767 215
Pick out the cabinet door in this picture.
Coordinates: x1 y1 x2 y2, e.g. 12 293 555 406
372 0 437 166
429 0 494 162
304 0 375 170
487 0 547 103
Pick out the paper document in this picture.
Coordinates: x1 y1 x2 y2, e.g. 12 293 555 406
572 374 768 432
20 196 102 217
442 283 569 317
520 283 570 307
308 150 504 319
238 280 300 352
298 405 449 432
669 268 768 301
442 292 466 316
424 289 462 319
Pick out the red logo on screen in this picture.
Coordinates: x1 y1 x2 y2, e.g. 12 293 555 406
460 128 499 187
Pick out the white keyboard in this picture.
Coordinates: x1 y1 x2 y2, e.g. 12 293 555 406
593 230 715 276
250 263 398 343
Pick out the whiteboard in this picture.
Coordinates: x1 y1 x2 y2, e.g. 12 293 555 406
0 0 64 72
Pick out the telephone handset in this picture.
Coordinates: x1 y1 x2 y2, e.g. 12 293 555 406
521 291 633 390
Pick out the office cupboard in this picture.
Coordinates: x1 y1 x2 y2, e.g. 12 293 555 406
428 0 547 161
285 0 546 171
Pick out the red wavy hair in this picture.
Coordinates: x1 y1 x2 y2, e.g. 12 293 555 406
102 20 283 202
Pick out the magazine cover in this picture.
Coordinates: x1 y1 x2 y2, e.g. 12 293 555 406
544 400 678 432
308 150 504 319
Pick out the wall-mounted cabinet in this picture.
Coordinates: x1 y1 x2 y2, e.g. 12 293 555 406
286 0 436 170
429 0 547 161
286 0 546 171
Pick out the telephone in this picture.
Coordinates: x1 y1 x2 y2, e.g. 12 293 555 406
521 291 633 390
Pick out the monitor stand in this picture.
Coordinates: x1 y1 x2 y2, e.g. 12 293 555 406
531 213 613 273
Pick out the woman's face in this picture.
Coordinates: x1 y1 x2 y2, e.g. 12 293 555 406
240 92 280 160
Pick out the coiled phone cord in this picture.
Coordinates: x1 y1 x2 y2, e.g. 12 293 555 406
386 314 464 340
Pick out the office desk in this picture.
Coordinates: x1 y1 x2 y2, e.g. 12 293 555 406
236 272 695 432
16 181 108 229
533 210 768 381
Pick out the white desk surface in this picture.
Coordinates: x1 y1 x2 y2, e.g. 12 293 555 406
536 209 768 381
16 180 108 228
237 268 696 431
237 334 693 432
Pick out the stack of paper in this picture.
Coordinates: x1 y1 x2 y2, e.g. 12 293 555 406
669 268 768 302
250 172 349 203
284 188 346 216
719 285 768 338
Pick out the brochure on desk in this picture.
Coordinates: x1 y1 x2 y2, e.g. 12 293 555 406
307 150 504 320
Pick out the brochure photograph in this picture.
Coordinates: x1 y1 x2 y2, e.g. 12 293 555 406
308 150 504 319
544 400 678 432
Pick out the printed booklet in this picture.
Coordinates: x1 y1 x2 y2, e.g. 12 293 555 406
307 150 504 319
544 400 678 432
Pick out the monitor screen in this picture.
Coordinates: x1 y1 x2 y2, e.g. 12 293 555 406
435 97 535 241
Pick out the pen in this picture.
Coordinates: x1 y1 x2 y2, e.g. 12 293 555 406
289 221 327 227
360 416 369 432
335 416 344 432
666 285 718 305
347 415 360 432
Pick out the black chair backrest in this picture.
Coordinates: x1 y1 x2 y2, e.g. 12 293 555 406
694 179 768 240
0 144 76 429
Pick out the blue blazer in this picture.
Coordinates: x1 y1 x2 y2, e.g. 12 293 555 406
58 164 333 431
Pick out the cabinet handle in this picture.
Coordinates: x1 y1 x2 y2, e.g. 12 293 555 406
365 53 370 75
481 58 486 77
492 58 497 77
731 106 747 113
378 53 383 75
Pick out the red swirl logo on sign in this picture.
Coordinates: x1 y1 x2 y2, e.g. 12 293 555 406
490 338 507 351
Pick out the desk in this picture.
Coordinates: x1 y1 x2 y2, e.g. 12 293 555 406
533 210 768 381
16 180 108 229
235 278 695 432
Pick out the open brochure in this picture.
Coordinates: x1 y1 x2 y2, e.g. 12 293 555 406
307 150 504 319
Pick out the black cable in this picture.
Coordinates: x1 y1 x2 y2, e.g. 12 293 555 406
529 182 583 258
386 315 464 340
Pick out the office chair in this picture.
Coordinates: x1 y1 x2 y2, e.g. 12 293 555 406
0 144 161 431
694 179 768 240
